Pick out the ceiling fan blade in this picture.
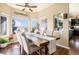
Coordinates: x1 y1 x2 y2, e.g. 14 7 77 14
16 4 25 7
28 6 37 8
29 8 33 12
22 8 25 11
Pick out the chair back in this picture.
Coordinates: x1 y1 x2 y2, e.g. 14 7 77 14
15 31 23 46
21 32 30 54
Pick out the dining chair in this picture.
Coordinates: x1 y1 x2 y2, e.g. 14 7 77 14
20 32 41 55
15 31 23 55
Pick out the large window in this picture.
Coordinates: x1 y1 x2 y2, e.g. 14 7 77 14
0 16 7 35
12 16 29 33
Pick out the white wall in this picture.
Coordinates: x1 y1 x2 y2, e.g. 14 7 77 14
56 18 69 48
69 3 79 15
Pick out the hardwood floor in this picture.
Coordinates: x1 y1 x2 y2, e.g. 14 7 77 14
52 46 69 55
0 43 20 55
69 36 79 55
0 43 69 55
69 36 79 48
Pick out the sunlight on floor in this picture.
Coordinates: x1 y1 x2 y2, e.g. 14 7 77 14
13 44 19 48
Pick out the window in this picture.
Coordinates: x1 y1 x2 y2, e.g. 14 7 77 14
0 16 7 35
12 16 29 34
54 17 63 30
32 19 37 28
40 18 48 31
31 19 39 32
54 13 64 31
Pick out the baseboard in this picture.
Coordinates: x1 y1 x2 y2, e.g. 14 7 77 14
56 44 70 49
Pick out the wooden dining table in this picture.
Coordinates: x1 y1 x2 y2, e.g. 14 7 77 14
27 35 49 55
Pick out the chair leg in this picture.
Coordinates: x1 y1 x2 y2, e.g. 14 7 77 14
20 45 23 55
45 45 49 55
36 50 41 55
39 49 42 55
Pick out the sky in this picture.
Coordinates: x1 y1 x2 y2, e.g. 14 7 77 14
13 16 29 28
32 19 37 28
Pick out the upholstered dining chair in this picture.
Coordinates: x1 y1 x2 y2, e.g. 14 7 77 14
15 31 23 55
20 33 41 55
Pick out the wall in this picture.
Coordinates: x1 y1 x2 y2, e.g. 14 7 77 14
0 3 31 35
57 18 69 48
69 3 79 15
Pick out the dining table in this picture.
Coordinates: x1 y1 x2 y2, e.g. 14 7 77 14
26 33 49 55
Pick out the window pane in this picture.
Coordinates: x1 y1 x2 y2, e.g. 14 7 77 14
31 19 39 32
32 19 37 28
0 16 7 35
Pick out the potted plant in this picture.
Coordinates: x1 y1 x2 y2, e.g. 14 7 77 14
0 37 9 48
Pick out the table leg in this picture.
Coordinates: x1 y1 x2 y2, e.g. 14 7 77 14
39 49 42 55
45 45 48 55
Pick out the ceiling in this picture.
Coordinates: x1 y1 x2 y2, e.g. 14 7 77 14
6 3 54 12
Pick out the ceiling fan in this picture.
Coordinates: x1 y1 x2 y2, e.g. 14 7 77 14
16 3 37 12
